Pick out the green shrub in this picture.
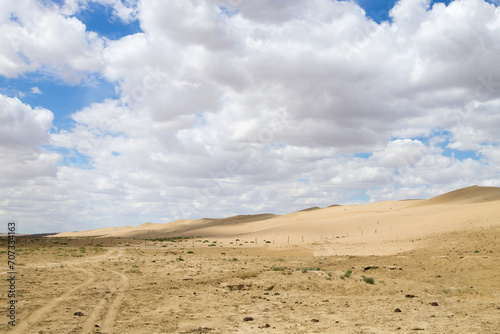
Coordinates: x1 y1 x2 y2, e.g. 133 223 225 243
340 270 352 279
362 276 375 284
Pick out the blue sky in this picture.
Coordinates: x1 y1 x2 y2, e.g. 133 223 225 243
1 0 499 233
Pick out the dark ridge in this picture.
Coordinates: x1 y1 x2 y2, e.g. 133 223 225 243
297 206 321 212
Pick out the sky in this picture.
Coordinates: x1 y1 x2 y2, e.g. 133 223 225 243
1 0 500 234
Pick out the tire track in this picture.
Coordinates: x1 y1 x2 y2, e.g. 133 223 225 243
11 265 96 334
100 268 130 334
81 249 130 334
79 264 114 334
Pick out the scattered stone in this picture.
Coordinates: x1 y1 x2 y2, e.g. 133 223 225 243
363 266 379 271
95 324 100 327
411 328 425 330
180 327 214 334
405 294 416 298
243 317 254 322
224 283 252 291
430 302 439 306
311 319 320 322
384 266 403 270
73 312 84 316
394 308 402 313
264 285 275 291
258 323 271 328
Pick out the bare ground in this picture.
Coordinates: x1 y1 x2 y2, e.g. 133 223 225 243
1 226 499 334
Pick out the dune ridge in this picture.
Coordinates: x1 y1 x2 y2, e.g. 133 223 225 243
54 185 500 255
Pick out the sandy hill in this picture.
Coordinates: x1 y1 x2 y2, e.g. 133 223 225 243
409 185 500 206
54 185 500 255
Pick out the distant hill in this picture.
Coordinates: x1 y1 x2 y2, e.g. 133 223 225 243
409 185 500 207
54 186 500 255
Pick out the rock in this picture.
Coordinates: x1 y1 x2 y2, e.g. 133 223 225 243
311 319 320 322
430 302 439 306
180 328 214 334
73 312 84 316
394 308 402 312
243 317 254 322
405 294 416 298
264 285 275 291
384 266 403 270
223 283 252 291
363 266 379 271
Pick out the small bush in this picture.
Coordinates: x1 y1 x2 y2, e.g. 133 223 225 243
187 251 194 254
340 270 352 279
362 276 375 284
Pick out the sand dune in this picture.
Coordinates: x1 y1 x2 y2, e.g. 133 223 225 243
54 185 500 255
409 185 500 206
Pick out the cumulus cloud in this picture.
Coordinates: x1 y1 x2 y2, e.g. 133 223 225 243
0 94 59 182
0 0 105 81
1 0 500 233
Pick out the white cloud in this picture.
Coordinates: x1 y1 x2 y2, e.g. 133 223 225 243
0 94 60 182
30 86 42 94
0 0 105 82
1 0 500 233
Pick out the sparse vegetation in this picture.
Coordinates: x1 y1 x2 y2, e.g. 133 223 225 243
340 270 353 279
272 265 285 271
362 276 375 284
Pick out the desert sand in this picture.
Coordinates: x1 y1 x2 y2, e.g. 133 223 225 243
1 185 499 333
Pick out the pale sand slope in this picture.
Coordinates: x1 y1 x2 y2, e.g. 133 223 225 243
55 185 500 255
